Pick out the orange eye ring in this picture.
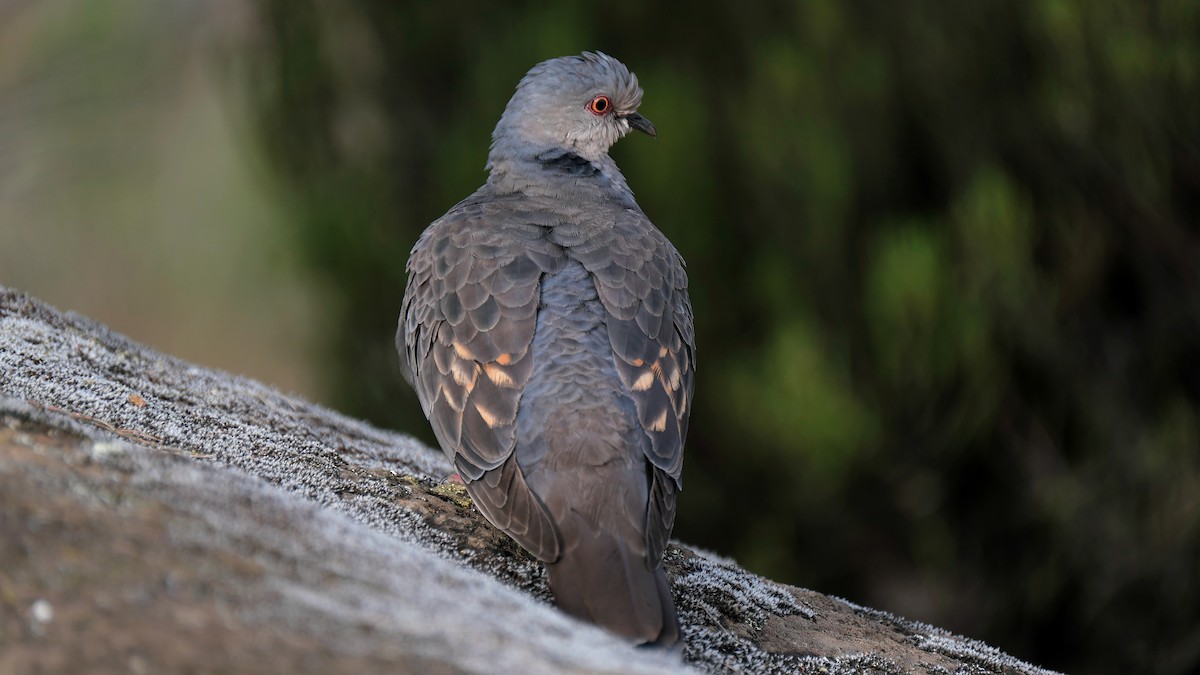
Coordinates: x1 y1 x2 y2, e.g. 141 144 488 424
587 95 612 116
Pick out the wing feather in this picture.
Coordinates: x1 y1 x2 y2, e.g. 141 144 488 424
399 199 564 561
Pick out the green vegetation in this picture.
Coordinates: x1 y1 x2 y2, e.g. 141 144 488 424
247 2 1200 673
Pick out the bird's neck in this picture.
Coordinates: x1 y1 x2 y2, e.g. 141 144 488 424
485 144 637 206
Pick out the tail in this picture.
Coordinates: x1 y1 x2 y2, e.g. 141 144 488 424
545 513 680 647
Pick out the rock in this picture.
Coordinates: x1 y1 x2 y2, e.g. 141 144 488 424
0 286 1060 674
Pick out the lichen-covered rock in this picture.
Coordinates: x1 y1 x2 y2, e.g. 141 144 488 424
0 286 1060 675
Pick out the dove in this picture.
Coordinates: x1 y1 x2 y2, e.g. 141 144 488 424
398 52 695 647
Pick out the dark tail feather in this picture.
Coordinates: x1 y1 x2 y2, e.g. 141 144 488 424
649 566 680 647
546 524 680 647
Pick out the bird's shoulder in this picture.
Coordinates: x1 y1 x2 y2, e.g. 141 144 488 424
409 193 557 265
560 206 692 324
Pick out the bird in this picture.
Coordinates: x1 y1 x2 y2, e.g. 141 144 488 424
397 52 695 647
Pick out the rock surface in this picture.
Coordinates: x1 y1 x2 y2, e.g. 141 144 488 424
0 286 1060 674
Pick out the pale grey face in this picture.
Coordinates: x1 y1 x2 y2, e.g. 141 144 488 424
491 52 656 161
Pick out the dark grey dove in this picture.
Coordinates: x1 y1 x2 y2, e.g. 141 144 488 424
397 52 695 647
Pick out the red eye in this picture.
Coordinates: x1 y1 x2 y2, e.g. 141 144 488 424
587 95 612 115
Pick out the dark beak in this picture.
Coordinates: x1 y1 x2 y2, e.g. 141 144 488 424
623 112 657 137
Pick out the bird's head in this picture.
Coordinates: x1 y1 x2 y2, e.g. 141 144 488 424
490 52 656 164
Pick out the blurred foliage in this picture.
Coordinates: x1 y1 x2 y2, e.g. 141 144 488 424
0 1 323 396
243 1 1200 673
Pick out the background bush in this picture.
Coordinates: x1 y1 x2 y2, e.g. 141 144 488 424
229 2 1200 672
